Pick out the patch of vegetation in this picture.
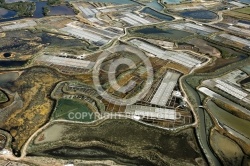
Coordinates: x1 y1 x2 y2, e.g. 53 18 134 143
0 67 68 156
47 0 62 6
185 57 250 88
242 82 250 89
0 0 35 17
224 9 250 20
42 6 49 16
206 40 247 58
53 99 95 122
235 7 250 15
66 2 79 14
28 120 203 166
0 30 95 57
0 90 8 103
40 146 154 165
210 129 244 166
204 110 213 139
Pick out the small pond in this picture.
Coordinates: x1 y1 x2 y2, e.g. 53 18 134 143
33 2 75 18
180 10 218 20
48 5 75 16
0 7 17 19
135 27 193 40
3 53 11 58
141 7 174 21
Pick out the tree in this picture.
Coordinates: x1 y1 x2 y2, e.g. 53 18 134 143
42 6 49 16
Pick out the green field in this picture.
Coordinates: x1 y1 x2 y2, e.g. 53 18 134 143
235 7 250 15
53 99 95 122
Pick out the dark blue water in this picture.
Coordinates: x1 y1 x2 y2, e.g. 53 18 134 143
0 16 26 22
33 2 47 18
0 61 28 67
33 2 75 18
136 27 167 34
135 27 192 40
0 9 16 18
48 5 75 16
141 7 174 21
239 20 250 25
180 10 218 20
0 8 17 21
3 53 11 58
